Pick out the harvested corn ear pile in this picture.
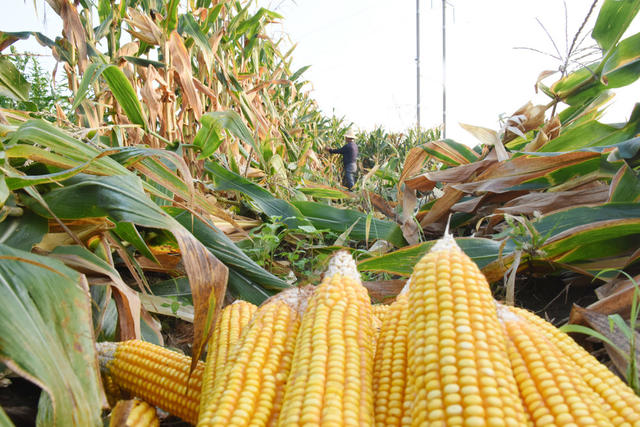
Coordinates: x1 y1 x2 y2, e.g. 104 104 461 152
98 240 640 427
109 399 159 427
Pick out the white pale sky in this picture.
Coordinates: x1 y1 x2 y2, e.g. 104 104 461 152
3 0 640 144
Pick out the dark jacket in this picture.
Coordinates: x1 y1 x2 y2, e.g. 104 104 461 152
328 141 358 167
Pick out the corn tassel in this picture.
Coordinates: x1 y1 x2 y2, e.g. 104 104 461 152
407 234 527 426
98 340 203 425
278 251 375 426
109 399 159 427
497 304 613 426
198 286 314 427
373 292 409 427
507 304 640 426
199 300 257 419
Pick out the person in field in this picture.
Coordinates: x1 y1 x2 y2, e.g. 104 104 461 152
326 128 358 190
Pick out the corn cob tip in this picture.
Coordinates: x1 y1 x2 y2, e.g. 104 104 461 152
97 341 118 372
430 231 459 252
261 285 315 316
398 277 411 295
495 302 522 323
324 250 360 282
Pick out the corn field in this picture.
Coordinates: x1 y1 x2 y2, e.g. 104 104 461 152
1 0 640 425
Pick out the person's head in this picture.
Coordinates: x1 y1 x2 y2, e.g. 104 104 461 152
344 128 356 141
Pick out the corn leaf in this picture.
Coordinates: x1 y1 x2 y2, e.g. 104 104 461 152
49 245 143 341
539 106 640 152
592 0 640 51
72 64 147 129
164 0 180 34
0 209 47 251
602 32 640 88
0 245 103 426
292 201 407 248
0 58 30 102
179 14 213 70
169 207 290 292
297 186 351 199
0 31 31 52
193 113 223 159
205 161 307 229
0 407 12 426
101 65 148 130
204 111 265 167
609 164 640 202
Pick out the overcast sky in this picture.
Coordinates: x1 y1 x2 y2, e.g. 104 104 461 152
3 1 640 144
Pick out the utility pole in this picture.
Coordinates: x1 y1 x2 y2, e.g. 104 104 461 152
442 0 447 138
416 0 421 130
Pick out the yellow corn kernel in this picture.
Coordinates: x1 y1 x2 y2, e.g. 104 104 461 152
199 300 257 419
278 251 375 426
372 304 390 324
198 286 313 427
98 340 203 425
497 304 613 426
407 234 527 426
507 305 640 426
373 292 409 427
109 399 159 427
102 372 124 408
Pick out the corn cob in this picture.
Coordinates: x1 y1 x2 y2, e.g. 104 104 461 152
497 304 613 426
109 399 159 427
407 234 527 426
198 286 314 427
98 340 203 425
277 251 376 426
373 291 409 427
199 300 257 419
507 304 640 426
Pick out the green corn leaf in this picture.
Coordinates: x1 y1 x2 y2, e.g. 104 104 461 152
169 207 290 292
559 324 620 351
592 0 640 51
203 110 265 166
102 65 148 130
0 57 30 102
122 56 166 69
0 31 31 52
609 164 640 202
193 114 223 158
0 209 48 251
205 161 307 229
112 221 158 263
179 14 214 70
602 32 640 88
164 0 180 34
0 245 103 426
72 64 147 130
292 201 407 248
